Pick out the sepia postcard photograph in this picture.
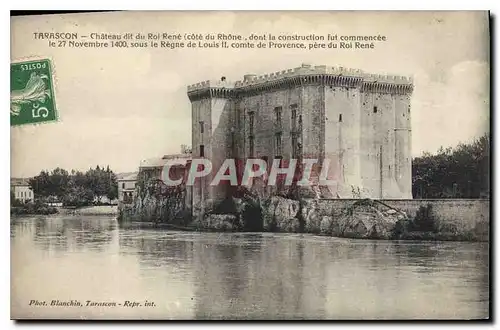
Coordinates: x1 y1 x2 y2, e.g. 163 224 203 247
9 10 490 320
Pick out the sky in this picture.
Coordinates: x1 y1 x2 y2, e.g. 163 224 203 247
10 11 490 177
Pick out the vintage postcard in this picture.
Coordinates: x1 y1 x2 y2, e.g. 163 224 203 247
10 11 490 320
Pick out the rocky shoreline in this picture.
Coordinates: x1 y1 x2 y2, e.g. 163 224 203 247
119 187 489 242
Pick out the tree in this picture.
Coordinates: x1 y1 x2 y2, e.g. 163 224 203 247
85 165 114 202
49 168 70 199
412 133 490 199
63 185 94 207
29 170 51 198
28 165 121 205
106 172 118 202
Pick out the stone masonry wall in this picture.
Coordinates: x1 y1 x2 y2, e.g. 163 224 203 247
306 198 489 235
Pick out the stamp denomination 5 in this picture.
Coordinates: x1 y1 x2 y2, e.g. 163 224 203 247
10 59 58 127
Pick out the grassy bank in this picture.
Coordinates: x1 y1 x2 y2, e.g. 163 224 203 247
59 205 118 216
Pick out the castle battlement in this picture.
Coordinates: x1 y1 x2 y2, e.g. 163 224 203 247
363 73 413 84
188 64 414 203
187 64 414 96
187 79 236 92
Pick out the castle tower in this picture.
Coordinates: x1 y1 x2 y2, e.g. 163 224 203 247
187 79 236 217
187 64 414 213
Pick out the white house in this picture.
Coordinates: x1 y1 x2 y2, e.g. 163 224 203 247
11 178 34 203
117 172 138 204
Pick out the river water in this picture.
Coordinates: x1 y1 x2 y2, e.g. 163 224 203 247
11 215 489 320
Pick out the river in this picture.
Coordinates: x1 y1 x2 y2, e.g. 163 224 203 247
10 215 489 320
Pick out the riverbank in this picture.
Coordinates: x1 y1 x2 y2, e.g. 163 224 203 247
11 203 58 216
119 196 490 242
58 205 118 216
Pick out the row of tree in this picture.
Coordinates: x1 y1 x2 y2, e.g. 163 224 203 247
28 166 118 206
412 134 490 199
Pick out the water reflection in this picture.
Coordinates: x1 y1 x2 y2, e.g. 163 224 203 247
11 216 489 320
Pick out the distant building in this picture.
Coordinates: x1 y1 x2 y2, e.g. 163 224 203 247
11 178 34 203
139 153 192 181
138 151 193 207
117 172 138 204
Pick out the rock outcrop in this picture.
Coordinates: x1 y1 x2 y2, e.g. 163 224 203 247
334 199 408 239
262 196 301 232
120 179 189 225
118 181 485 242
301 199 322 233
202 214 238 231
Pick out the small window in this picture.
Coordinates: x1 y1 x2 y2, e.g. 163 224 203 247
373 106 378 113
274 106 282 128
249 136 255 157
339 114 343 122
291 108 297 121
275 132 283 156
199 121 204 134
248 111 255 134
122 183 125 189
200 145 205 157
292 133 298 158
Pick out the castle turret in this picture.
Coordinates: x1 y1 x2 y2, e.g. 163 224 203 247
187 79 236 216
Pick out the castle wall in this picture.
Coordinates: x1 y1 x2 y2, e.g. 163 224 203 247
300 85 323 162
359 92 380 197
190 96 235 214
238 87 302 162
394 94 412 198
187 65 414 207
324 86 361 198
191 98 211 212
209 98 235 202
305 198 489 239
359 91 411 199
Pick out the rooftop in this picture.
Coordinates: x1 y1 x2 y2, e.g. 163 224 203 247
117 172 138 181
140 154 192 169
11 178 30 186
187 63 414 92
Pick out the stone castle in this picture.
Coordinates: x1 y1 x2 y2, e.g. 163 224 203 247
187 63 414 212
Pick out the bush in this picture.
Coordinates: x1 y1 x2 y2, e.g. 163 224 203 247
410 204 437 233
10 201 58 215
390 204 438 240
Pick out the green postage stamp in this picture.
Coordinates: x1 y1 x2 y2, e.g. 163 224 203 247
10 59 58 126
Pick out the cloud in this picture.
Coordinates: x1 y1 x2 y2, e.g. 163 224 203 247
411 60 489 155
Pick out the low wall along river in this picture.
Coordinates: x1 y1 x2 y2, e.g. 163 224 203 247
119 190 490 242
308 198 489 233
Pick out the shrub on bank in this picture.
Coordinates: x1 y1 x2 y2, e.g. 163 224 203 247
390 204 483 241
11 201 58 215
391 204 437 240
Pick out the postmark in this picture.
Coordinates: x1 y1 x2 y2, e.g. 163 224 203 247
10 58 58 126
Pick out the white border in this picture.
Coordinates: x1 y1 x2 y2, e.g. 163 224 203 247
3 2 497 329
